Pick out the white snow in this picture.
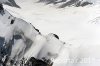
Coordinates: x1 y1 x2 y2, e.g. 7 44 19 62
1 0 100 66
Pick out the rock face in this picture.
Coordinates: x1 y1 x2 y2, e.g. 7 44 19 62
0 0 20 8
38 0 92 8
25 57 53 66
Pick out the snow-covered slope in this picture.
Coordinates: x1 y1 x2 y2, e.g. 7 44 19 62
0 2 67 66
1 0 100 66
0 7 41 66
0 9 67 65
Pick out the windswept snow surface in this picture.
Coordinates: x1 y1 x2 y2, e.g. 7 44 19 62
1 0 100 66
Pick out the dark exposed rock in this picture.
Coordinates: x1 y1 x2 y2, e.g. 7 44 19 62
59 0 79 8
14 35 22 40
5 0 20 8
33 26 41 34
0 4 4 15
38 0 92 8
25 57 53 66
0 37 5 47
53 34 59 39
10 19 15 24
81 1 92 7
0 4 3 11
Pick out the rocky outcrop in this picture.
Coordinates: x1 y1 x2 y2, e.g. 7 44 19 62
38 0 92 8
